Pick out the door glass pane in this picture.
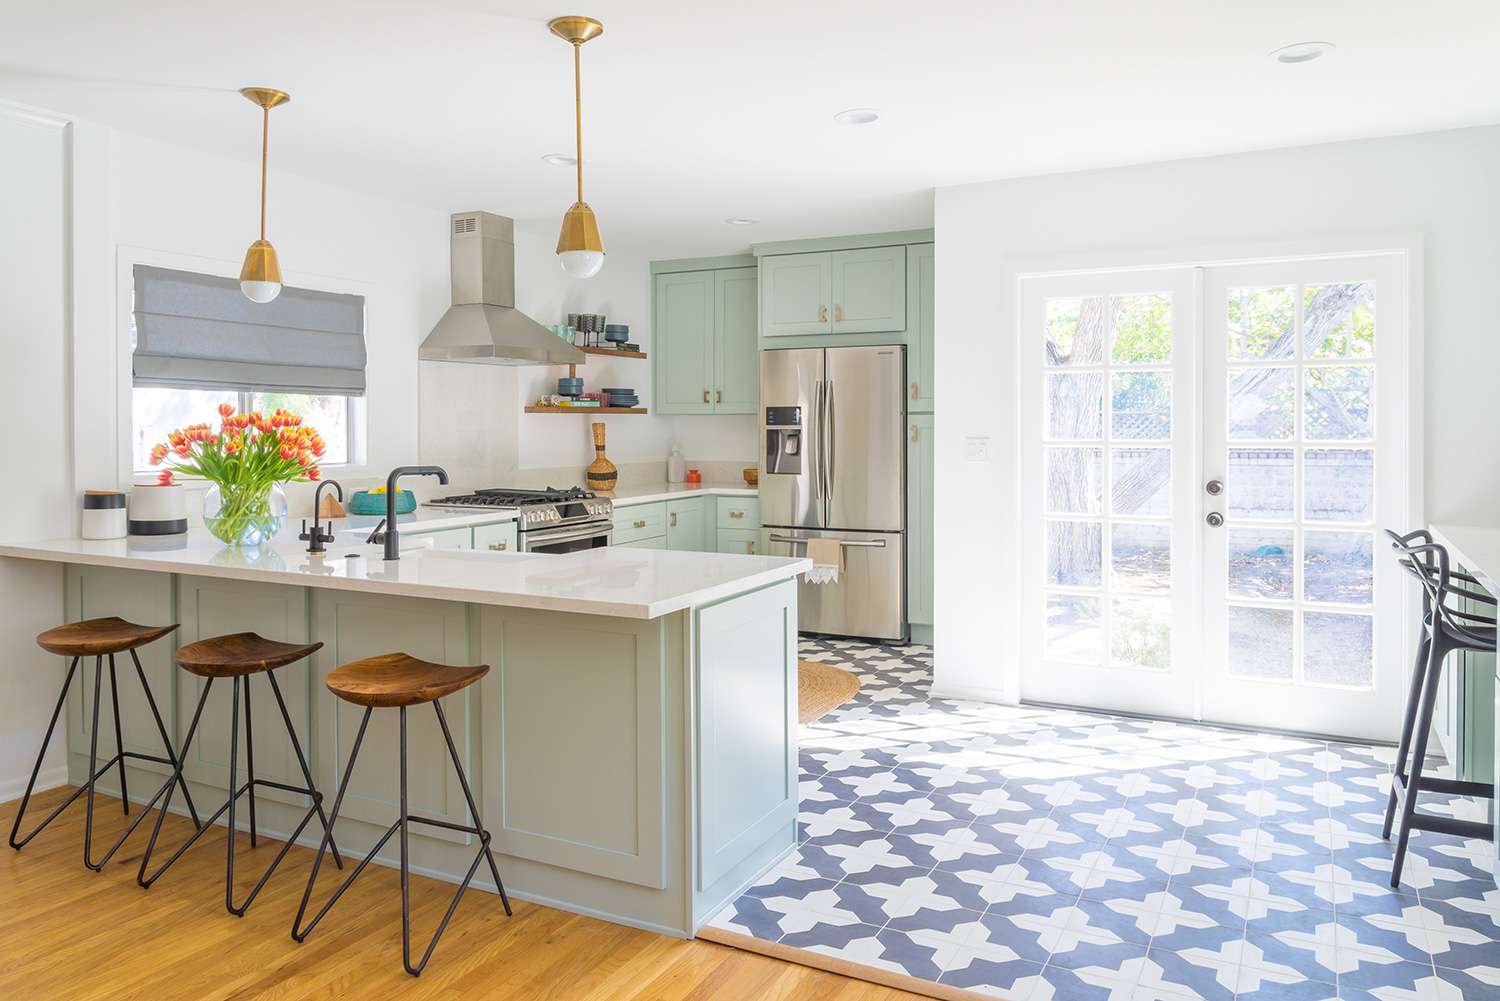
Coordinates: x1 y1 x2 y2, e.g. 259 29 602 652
1228 448 1293 520
1045 373 1104 439
1228 528 1293 600
1111 448 1170 516
1045 448 1102 514
1305 283 1375 360
1304 449 1373 522
1228 367 1295 440
1046 594 1102 663
1111 293 1172 364
1111 371 1170 440
1045 298 1104 367
1227 606 1294 680
1227 286 1294 360
1111 524 1170 593
1304 612 1374 687
1304 366 1373 440
1112 597 1170 670
1046 521 1102 587
1304 531 1373 606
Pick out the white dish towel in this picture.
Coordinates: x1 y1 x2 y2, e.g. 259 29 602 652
805 538 844 584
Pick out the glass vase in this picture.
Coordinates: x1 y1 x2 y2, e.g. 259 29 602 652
203 482 288 546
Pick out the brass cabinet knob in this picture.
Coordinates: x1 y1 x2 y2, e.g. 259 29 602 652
633 519 646 529
911 424 918 443
729 510 744 520
488 542 507 551
745 541 754 554
703 389 710 403
715 389 722 404
819 304 827 323
911 381 919 400
670 512 678 528
834 304 843 322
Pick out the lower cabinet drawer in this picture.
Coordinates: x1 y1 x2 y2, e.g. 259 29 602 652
613 502 667 544
419 527 473 550
717 529 760 555
716 497 760 530
614 536 666 550
473 521 518 553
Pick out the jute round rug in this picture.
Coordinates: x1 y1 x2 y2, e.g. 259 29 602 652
797 660 861 724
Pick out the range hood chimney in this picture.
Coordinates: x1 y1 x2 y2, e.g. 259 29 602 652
419 211 585 366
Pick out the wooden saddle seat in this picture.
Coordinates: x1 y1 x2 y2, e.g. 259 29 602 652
325 653 488 708
175 632 323 678
36 617 178 657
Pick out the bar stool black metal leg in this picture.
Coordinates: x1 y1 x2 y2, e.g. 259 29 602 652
1392 636 1448 888
225 675 243 914
265 669 343 870
434 699 510 916
1383 628 1432 840
242 675 258 849
83 656 106 871
400 706 413 973
107 655 129 816
138 679 215 886
128 648 202 830
8 656 80 850
292 707 375 941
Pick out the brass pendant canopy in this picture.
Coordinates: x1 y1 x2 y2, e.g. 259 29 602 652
238 87 289 302
550 15 605 276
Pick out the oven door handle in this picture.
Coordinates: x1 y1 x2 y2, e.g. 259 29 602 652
768 535 886 549
521 523 613 548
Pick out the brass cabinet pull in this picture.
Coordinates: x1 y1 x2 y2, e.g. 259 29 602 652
911 381 919 400
818 304 827 323
729 510 745 520
715 389 722 404
488 542 508 551
911 424 918 443
633 519 646 529
745 541 754 554
834 304 843 322
703 389 710 404
670 512 678 528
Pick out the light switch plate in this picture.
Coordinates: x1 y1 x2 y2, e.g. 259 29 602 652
965 436 990 462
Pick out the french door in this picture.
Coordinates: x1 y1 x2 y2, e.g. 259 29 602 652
1020 254 1408 741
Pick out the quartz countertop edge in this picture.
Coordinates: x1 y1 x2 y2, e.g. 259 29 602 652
1428 523 1500 597
0 538 810 620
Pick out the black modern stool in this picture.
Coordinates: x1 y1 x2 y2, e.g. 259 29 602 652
292 652 510 977
9 617 201 870
137 632 343 915
1383 529 1497 888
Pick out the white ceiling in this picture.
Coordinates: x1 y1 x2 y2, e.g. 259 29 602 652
3 1 1499 255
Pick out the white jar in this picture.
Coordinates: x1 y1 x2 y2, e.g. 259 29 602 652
667 444 686 484
81 491 128 540
128 483 188 536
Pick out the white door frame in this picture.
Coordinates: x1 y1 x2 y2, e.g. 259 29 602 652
1012 235 1422 741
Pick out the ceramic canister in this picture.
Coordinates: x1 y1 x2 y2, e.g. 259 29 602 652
127 483 188 535
81 490 128 540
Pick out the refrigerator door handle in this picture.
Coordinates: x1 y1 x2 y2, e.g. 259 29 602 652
770 534 887 549
815 379 828 508
825 380 836 508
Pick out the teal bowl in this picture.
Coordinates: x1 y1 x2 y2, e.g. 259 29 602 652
349 489 415 516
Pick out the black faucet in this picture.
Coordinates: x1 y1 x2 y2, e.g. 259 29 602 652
299 480 344 554
372 466 449 560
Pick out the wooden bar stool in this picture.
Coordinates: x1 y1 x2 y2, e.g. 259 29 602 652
1383 530 1497 887
136 632 343 915
292 652 510 977
9 617 201 870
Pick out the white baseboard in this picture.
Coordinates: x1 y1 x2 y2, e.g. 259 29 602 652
0 766 68 804
928 684 1014 706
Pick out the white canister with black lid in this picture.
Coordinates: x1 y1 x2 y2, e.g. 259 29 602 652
127 483 188 536
81 490 128 539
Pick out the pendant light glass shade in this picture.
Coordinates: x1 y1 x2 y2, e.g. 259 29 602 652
238 87 289 303
549 17 605 278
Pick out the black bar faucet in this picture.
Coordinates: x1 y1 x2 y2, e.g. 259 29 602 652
299 480 344 554
373 466 449 560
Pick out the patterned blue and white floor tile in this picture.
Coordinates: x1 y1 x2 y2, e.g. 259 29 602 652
705 637 1500 1000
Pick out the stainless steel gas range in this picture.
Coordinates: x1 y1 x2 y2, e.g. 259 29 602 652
425 486 613 553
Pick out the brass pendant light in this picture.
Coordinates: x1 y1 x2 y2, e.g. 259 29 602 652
238 86 290 303
549 16 605 278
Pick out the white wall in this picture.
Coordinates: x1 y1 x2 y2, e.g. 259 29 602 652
932 125 1500 702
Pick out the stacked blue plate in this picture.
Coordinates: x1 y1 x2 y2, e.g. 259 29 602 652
601 387 638 407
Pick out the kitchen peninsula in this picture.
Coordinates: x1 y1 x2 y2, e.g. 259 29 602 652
0 534 810 937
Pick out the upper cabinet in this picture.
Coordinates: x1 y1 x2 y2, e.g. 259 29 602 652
762 246 907 338
907 243 934 413
651 257 758 416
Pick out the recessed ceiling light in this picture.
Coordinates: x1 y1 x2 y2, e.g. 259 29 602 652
725 217 759 226
541 152 577 166
1270 41 1335 64
833 108 880 126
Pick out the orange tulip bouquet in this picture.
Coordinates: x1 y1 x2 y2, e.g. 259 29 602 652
149 403 325 546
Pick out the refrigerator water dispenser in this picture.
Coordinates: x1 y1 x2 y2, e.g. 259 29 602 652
764 406 803 475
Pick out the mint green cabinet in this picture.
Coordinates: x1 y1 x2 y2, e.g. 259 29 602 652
907 415 934 632
473 521 518 553
653 266 759 415
907 243 934 413
717 529 759 555
654 271 716 414
761 252 832 337
613 501 668 545
832 246 906 334
714 268 759 414
667 497 709 552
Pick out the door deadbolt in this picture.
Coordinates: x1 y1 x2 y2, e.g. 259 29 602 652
1206 512 1224 527
1205 479 1224 496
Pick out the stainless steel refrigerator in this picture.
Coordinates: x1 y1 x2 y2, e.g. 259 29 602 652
759 345 906 640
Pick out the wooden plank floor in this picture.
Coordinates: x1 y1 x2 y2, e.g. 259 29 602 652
1 787 924 1001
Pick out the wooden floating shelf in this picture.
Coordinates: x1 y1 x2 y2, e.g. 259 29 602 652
577 345 647 360
525 406 648 415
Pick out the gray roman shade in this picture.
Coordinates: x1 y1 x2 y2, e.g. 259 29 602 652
132 265 367 396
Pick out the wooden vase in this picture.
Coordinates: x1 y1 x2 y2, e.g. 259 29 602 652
586 421 618 494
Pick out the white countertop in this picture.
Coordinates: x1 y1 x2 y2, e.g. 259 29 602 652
0 534 809 620
609 482 758 504
1429 523 1500 596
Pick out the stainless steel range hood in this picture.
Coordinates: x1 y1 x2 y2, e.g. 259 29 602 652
419 211 584 366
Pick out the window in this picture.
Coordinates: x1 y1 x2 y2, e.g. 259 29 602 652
129 265 365 472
